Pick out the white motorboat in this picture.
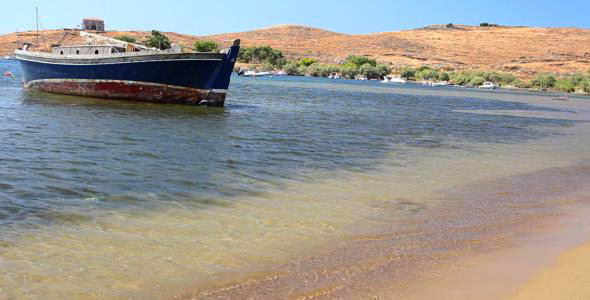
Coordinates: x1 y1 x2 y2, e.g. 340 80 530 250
381 76 406 83
273 70 288 76
479 82 497 89
431 81 449 87
328 72 341 79
355 75 368 81
241 70 271 77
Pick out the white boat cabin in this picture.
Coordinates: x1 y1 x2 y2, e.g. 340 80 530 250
52 45 127 56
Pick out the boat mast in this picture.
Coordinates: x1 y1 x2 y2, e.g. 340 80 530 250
35 6 39 48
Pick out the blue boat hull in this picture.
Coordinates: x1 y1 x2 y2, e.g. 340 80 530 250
16 42 240 106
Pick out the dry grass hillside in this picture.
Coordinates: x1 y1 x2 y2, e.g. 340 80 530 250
2 24 590 77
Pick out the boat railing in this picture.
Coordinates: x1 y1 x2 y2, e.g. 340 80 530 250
14 48 226 60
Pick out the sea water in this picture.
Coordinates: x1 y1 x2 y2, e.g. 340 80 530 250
1 60 590 299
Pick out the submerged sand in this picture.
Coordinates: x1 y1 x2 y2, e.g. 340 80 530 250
181 165 590 299
178 93 590 299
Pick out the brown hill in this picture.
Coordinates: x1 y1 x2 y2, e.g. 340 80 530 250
2 24 590 77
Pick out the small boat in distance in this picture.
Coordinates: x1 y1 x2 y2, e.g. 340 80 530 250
355 75 368 81
328 72 341 79
479 82 497 89
431 81 449 87
240 70 271 77
15 32 240 106
381 76 406 83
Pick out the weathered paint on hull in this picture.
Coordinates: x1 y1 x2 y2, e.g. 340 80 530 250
26 79 227 106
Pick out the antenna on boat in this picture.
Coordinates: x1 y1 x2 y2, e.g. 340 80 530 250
35 6 47 51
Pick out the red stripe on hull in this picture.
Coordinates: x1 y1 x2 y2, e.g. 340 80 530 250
27 80 226 106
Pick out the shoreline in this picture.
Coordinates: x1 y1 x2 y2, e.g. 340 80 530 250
257 73 590 97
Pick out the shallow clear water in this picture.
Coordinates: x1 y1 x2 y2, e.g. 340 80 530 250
0 61 575 226
0 59 589 299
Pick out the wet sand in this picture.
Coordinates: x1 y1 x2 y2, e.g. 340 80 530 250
508 241 590 300
402 189 590 300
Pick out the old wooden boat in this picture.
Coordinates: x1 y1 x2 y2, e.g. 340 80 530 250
15 32 240 106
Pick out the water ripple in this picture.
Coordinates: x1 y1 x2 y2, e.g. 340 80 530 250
0 59 580 230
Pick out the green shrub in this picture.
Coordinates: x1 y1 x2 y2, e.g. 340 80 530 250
237 47 253 63
237 45 286 68
114 35 137 43
568 73 586 87
275 58 288 68
399 66 416 80
581 79 590 93
304 64 341 77
261 61 275 71
496 73 520 86
344 55 377 68
447 70 520 86
554 79 576 92
307 64 324 77
439 72 450 81
450 71 482 85
530 74 557 89
283 63 300 75
417 69 439 80
143 30 171 50
416 66 433 72
480 22 489 27
297 65 309 76
340 64 359 79
449 72 469 85
469 76 485 86
358 63 378 79
298 58 316 67
375 64 391 78
193 40 218 52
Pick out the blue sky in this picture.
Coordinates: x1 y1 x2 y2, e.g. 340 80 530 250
2 0 589 35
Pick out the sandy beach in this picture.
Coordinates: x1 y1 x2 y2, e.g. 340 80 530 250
508 241 590 300
401 189 590 300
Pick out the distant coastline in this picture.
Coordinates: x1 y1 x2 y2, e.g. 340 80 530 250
2 24 590 96
1 24 589 76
